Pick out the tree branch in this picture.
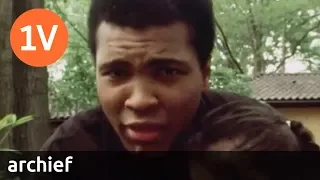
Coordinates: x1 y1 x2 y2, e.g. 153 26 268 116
68 41 90 52
52 1 88 44
214 15 244 74
287 12 320 34
246 0 266 76
274 20 320 72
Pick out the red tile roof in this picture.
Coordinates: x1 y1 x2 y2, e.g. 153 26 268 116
251 73 320 101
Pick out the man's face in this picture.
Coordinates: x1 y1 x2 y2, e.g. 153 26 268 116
95 21 208 151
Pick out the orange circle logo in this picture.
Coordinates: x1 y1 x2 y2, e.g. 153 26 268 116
10 8 68 67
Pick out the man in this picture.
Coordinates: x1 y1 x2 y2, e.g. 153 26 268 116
42 0 261 152
36 0 298 179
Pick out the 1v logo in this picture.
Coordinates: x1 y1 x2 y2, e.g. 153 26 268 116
21 25 58 51
10 8 68 67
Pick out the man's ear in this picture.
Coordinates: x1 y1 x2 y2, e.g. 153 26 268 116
202 62 211 90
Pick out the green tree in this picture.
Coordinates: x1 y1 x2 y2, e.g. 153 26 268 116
209 67 252 96
0 0 50 150
212 0 320 76
10 0 51 150
0 0 14 149
47 0 97 113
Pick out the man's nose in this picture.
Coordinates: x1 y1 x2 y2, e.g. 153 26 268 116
124 81 159 112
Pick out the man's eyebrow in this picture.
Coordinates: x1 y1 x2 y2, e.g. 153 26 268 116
146 58 191 69
98 58 191 72
98 59 130 72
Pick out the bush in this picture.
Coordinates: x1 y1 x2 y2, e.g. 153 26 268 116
0 114 33 180
209 67 252 96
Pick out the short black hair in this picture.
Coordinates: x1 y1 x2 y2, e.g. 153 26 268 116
187 100 320 180
187 100 320 151
88 0 215 67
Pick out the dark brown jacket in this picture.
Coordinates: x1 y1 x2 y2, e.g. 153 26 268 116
36 90 255 180
41 90 254 151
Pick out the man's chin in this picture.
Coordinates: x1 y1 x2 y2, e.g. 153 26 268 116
126 145 170 159
123 141 170 152
118 132 170 152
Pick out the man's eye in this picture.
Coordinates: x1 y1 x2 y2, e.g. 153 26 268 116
102 69 128 78
158 67 182 76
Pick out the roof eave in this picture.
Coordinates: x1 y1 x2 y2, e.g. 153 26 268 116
259 99 320 108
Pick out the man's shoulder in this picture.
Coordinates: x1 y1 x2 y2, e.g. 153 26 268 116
202 90 258 108
41 106 108 151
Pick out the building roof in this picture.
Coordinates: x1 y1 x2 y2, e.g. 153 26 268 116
50 73 320 121
50 110 77 122
251 73 320 101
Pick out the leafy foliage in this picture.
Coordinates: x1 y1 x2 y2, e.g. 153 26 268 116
0 115 33 179
213 0 320 75
0 114 33 150
209 67 252 96
47 0 97 113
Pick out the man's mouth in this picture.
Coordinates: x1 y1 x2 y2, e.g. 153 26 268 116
122 123 166 144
